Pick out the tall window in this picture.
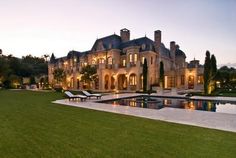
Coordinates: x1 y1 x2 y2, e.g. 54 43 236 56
141 57 145 64
151 56 153 65
129 74 137 86
108 57 112 65
197 75 203 84
122 59 126 67
129 54 133 63
134 54 138 64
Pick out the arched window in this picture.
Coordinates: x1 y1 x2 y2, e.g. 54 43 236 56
105 75 109 90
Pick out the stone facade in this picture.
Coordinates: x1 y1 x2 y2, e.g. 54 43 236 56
48 28 204 91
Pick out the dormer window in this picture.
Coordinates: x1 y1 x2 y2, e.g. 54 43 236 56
109 43 112 49
142 44 146 50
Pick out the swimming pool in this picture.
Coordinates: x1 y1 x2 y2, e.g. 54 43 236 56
99 95 236 115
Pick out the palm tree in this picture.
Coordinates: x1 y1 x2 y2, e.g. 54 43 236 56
43 54 49 62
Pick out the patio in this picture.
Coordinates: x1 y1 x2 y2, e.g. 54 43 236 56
53 93 236 133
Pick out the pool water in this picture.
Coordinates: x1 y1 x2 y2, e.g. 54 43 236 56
99 96 236 115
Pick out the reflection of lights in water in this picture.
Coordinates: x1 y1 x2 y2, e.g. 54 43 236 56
112 101 118 106
185 101 195 110
164 99 172 106
129 101 136 107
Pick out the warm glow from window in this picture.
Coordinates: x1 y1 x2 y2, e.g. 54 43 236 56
122 59 126 67
134 54 137 64
108 57 112 65
197 75 203 84
141 57 145 64
129 74 137 85
92 60 96 65
99 58 105 64
129 54 133 62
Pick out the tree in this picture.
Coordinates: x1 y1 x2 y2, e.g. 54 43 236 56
159 61 164 88
53 68 66 84
209 54 217 93
204 51 218 94
142 58 148 92
80 65 97 89
50 53 56 63
43 54 49 62
203 51 211 94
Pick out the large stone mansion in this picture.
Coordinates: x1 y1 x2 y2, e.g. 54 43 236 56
48 28 204 91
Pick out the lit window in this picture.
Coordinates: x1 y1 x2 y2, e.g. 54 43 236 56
92 60 96 65
99 58 105 64
129 74 137 86
197 75 203 84
134 54 138 64
108 57 113 65
129 54 133 63
122 59 126 67
141 57 145 64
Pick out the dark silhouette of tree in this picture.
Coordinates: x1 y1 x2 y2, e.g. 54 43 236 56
80 65 97 89
204 51 211 94
142 58 148 92
53 68 65 84
50 53 56 63
159 61 164 88
204 51 218 94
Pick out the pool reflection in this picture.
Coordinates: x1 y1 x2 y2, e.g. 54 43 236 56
102 96 236 114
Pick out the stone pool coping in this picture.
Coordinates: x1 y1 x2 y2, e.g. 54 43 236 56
53 93 236 133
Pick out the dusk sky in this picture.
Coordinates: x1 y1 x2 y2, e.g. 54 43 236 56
0 0 236 66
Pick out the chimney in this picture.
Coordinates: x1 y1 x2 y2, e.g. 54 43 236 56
170 41 176 53
170 41 176 61
154 30 161 51
120 28 130 42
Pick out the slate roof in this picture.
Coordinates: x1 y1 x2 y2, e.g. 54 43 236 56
175 49 186 58
160 43 171 58
53 33 174 60
121 37 155 51
91 34 121 51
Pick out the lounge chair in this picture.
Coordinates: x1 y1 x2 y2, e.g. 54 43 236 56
64 91 87 101
82 90 102 99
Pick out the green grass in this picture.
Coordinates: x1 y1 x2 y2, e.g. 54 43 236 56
0 90 236 158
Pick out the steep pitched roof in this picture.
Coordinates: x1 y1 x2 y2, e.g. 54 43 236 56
175 49 186 58
91 34 121 51
160 43 171 58
120 37 155 52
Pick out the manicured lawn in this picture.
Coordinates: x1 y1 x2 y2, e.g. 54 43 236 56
0 90 236 158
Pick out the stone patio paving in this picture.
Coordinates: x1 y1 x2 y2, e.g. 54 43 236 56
53 93 236 133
